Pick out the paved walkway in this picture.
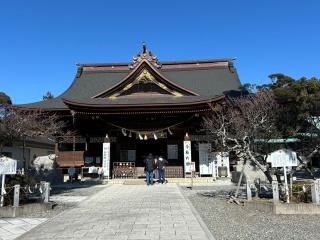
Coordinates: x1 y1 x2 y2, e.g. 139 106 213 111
18 184 214 240
0 218 47 240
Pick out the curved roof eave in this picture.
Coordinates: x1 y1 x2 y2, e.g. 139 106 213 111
62 95 224 109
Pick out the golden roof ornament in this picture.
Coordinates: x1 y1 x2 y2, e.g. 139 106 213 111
129 42 162 69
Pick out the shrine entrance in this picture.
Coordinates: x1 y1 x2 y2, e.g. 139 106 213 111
136 139 167 166
19 45 242 181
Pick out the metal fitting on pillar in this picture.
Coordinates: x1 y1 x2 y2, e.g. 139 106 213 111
184 132 190 141
104 133 110 143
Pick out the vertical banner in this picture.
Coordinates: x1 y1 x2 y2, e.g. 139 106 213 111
184 140 192 175
102 142 110 178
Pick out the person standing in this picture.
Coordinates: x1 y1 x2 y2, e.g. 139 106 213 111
157 156 168 184
68 166 75 182
98 167 104 180
144 153 156 186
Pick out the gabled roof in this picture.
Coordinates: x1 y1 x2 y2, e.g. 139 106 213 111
18 45 242 112
93 60 198 98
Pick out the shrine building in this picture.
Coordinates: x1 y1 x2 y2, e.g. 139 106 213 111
20 45 242 178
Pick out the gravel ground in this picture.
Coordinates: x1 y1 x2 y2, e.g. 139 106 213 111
19 181 106 218
181 185 320 240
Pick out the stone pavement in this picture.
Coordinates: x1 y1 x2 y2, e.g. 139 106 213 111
18 184 215 240
0 218 47 240
50 195 88 204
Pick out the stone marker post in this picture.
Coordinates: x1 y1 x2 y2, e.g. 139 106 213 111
311 179 320 204
13 184 20 207
272 181 279 204
44 182 50 203
40 181 50 203
246 180 252 201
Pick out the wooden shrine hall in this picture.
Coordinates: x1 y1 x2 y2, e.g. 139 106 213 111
20 44 242 178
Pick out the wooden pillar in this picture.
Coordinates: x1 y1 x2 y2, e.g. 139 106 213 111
73 136 76 166
54 143 58 154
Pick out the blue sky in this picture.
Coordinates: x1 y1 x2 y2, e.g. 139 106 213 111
1 0 319 104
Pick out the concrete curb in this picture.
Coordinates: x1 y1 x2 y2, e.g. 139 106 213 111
0 202 53 218
245 200 320 215
177 185 216 240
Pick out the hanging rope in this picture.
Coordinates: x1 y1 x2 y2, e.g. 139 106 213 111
103 115 195 135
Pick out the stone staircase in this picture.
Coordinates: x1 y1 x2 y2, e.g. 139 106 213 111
109 177 232 185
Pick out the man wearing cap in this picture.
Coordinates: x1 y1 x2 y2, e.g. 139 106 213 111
157 156 168 184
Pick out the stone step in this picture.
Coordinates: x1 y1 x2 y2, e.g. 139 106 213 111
109 177 232 185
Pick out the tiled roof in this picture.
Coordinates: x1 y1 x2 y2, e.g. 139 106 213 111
18 59 241 110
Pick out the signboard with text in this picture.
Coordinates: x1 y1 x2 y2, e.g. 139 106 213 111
184 141 192 174
199 143 213 175
266 149 298 168
0 157 17 175
102 142 110 177
167 144 178 159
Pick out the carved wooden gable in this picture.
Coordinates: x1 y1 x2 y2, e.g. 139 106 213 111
108 66 186 98
93 44 198 99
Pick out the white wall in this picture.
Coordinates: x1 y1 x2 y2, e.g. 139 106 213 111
2 146 30 169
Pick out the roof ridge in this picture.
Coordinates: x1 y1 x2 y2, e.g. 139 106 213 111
77 58 235 67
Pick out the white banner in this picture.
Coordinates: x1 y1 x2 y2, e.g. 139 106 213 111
0 157 17 175
184 141 192 174
102 142 110 177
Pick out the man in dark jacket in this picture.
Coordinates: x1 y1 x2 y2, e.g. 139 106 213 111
157 156 168 184
144 153 155 186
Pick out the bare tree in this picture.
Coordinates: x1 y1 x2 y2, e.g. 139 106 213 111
203 93 279 184
0 105 66 168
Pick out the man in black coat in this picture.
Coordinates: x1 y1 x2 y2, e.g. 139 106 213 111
157 156 168 184
144 153 156 186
